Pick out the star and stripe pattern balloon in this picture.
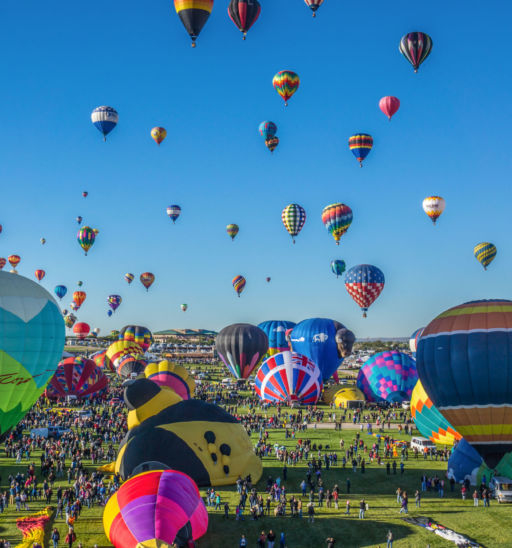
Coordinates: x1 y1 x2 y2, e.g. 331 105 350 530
422 196 445 225
474 242 497 270
232 275 246 297
273 71 300 106
399 32 433 72
349 133 373 167
91 106 118 141
255 351 322 405
321 203 352 245
282 204 306 243
344 264 385 317
174 0 214 47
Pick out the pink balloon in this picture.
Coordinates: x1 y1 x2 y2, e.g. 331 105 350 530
379 96 400 120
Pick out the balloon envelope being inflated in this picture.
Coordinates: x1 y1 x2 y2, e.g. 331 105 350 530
448 439 491 485
0 272 65 434
257 320 296 356
46 357 108 399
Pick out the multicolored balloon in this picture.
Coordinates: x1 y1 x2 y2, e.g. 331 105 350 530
0 272 65 435
174 0 214 47
321 203 352 245
399 32 433 72
331 260 346 278
226 224 239 240
232 275 246 297
73 322 90 340
181 303 188 312
64 313 77 328
145 361 195 400
69 301 80 312
0 258 6 270
273 70 300 106
40 238 46 245
259 121 277 140
77 226 96 255
257 320 296 357
422 196 445 225
379 96 400 120
91 106 118 141
282 203 306 243
103 469 208 548
348 134 373 167
356 350 418 403
118 325 153 352
140 272 155 291
304 0 324 17
34 270 45 282
76 216 82 225
265 137 279 153
167 205 181 223
474 242 496 270
108 294 122 312
54 285 67 300
83 191 88 198
8 255 20 271
416 299 512 468
255 351 322 405
228 0 261 38
77 280 83 287
344 264 385 317
216 323 268 379
91 349 107 369
409 327 424 356
46 357 108 400
125 273 134 284
105 340 144 374
151 126 167 145
73 291 86 308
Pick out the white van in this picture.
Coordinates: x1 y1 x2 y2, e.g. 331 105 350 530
491 477 512 503
410 436 436 452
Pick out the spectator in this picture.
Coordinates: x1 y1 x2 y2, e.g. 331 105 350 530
359 499 365 519
51 528 60 548
386 530 393 548
267 530 276 548
239 534 247 547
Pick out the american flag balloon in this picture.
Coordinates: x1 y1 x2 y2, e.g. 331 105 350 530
255 351 322 406
344 264 385 317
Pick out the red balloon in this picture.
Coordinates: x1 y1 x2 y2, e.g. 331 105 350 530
0 258 8 270
73 322 90 339
379 96 400 120
46 357 108 399
34 269 45 282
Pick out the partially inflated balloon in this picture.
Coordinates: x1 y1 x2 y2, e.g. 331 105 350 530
448 439 492 486
399 32 433 72
151 126 167 145
474 242 496 270
73 322 90 340
331 260 346 278
140 272 155 291
174 0 214 47
77 226 96 255
232 275 246 297
73 291 86 308
125 273 134 284
379 96 400 120
118 325 153 352
106 340 144 375
226 224 239 240
91 106 118 141
54 285 67 300
145 361 195 400
273 71 300 106
305 0 324 17
108 295 122 312
216 323 268 379
257 320 296 357
345 264 385 317
0 272 65 435
167 205 181 223
259 121 277 140
322 203 352 245
282 204 306 243
422 196 445 225
34 270 45 282
349 134 373 167
228 0 261 38
46 357 108 400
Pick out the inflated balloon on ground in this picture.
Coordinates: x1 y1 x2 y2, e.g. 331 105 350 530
46 357 108 399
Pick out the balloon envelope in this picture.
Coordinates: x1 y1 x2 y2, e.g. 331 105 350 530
46 357 108 399
91 106 118 139
144 361 195 400
257 320 296 356
409 327 424 356
118 325 153 352
344 264 385 317
448 439 491 486
73 322 90 340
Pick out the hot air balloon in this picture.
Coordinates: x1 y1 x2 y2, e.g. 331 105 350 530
73 322 90 340
356 350 418 403
422 196 445 225
144 361 195 400
331 260 346 278
93 228 99 235
349 133 373 167
474 242 496 270
77 226 96 255
107 310 113 317
117 354 147 379
77 281 83 287
282 203 306 243
228 0 261 38
409 327 424 357
411 380 462 446
266 277 271 283
167 205 181 223
62 309 68 316
46 357 108 399
83 191 88 198
174 0 214 47
290 318 354 381
40 238 46 245
103 469 208 548
125 273 134 284
216 323 268 379
107 294 122 312
345 264 385 317
181 303 188 312
73 291 86 308
151 126 167 145
257 320 296 357
232 275 246 297
0 272 65 435
321 203 352 245
118 325 153 352
379 96 400 120
399 32 433 72
0 224 2 233
91 106 118 141
8 255 20 272
255 351 322 405
76 216 82 225
265 137 279 153
64 314 77 328
332 386 366 409
226 224 239 240
448 439 492 485
69 301 80 312
34 270 45 282
259 121 277 140
105 340 145 374
92 327 100 338
416 299 512 468
91 349 107 369
304 0 324 17
140 272 155 291
273 71 300 106
0 258 6 270
54 285 67 300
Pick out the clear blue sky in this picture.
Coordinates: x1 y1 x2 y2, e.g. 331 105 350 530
0 0 510 338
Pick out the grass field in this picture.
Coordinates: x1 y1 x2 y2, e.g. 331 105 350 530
1 363 510 547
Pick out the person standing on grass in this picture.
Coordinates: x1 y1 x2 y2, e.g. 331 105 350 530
257 531 266 548
65 527 76 548
415 489 421 508
386 530 393 548
279 532 286 548
267 530 276 548
473 490 479 506
345 499 351 515
239 534 247 547
359 499 365 519
308 502 315 523
326 537 336 548
51 529 60 548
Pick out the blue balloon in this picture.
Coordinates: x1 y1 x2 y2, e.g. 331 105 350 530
290 318 345 381
107 310 113 317
258 121 277 140
91 106 118 141
331 260 346 278
448 439 490 485
54 285 67 300
258 321 296 356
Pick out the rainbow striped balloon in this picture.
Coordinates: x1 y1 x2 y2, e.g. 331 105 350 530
348 133 373 167
321 203 352 245
232 275 246 297
273 70 300 106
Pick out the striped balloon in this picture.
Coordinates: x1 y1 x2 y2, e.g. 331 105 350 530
232 275 246 297
77 226 96 255
91 106 118 141
349 134 373 167
118 325 153 351
226 224 239 240
344 264 385 317
409 327 424 356
105 340 144 373
167 205 181 223
422 196 445 225
265 136 279 153
321 203 352 245
399 32 433 73
0 258 6 270
255 351 322 405
144 361 195 400
282 204 306 243
174 0 214 47
330 260 346 278
125 273 134 284
140 273 155 291
34 269 45 282
305 0 324 17
273 71 300 106
46 357 108 400
474 242 497 270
